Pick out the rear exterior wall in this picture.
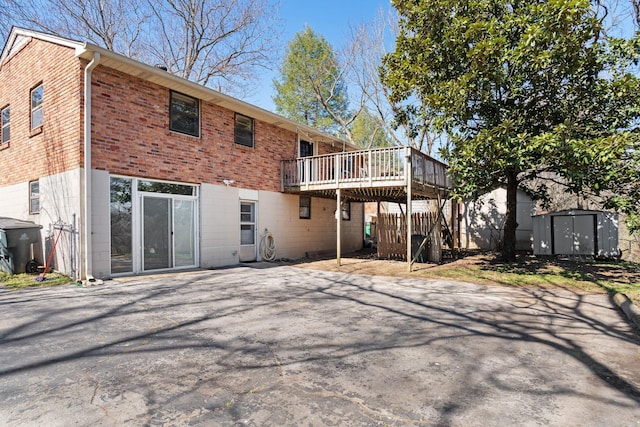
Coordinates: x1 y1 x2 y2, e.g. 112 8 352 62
90 66 339 190
0 38 83 186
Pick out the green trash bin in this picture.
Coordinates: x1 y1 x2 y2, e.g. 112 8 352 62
0 229 13 274
0 217 42 274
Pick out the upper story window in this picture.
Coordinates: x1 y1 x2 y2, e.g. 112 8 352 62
29 180 40 214
234 113 254 148
1 106 9 144
170 91 200 137
31 84 43 130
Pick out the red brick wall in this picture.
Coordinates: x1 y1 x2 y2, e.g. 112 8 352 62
91 67 312 192
0 38 344 192
0 39 83 186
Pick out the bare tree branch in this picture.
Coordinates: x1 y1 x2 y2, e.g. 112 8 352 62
3 0 150 55
2 0 282 95
148 0 282 93
345 7 441 155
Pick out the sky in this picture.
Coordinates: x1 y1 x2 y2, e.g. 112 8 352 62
244 0 393 112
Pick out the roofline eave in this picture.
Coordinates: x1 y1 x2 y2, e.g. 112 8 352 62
75 43 356 151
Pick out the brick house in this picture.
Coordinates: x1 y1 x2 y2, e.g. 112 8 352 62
0 27 366 280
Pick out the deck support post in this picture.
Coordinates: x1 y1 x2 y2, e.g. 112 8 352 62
406 147 413 272
336 188 342 266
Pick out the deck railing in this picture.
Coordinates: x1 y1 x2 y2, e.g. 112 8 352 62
282 146 450 191
411 148 449 189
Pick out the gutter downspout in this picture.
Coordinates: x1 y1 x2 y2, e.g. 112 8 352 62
83 52 100 282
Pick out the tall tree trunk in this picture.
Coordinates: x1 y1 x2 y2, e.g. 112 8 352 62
503 170 518 262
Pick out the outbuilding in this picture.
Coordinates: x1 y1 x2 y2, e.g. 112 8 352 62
532 210 619 258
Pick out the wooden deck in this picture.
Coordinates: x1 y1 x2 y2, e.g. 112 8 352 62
281 146 450 202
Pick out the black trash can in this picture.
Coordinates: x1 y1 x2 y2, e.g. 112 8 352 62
0 217 42 274
411 234 427 263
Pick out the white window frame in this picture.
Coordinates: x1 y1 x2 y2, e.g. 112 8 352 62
1 105 9 143
341 201 351 221
109 175 200 276
299 196 311 219
29 180 40 214
240 201 256 246
31 84 43 130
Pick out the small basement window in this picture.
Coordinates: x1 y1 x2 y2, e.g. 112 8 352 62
29 180 40 214
299 196 311 219
341 201 351 221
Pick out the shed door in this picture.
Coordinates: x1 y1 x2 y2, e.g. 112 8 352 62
573 215 596 255
552 215 596 256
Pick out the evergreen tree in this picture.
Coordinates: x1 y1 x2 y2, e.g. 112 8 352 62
350 108 391 149
273 26 349 136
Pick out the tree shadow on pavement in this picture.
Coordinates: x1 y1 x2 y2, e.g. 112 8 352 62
0 266 638 426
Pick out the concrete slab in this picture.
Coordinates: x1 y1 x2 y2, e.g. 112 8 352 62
0 265 639 426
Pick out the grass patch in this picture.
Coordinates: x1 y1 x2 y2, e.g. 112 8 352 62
0 272 74 289
420 254 640 305
308 250 640 307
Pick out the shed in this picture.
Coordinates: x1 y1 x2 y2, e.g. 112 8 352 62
532 210 619 258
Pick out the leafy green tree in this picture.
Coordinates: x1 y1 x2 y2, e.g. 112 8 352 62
273 26 350 136
350 108 392 149
381 0 640 261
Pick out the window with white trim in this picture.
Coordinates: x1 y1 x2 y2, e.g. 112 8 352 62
31 84 43 130
1 106 9 143
341 201 351 221
299 196 311 219
29 180 40 214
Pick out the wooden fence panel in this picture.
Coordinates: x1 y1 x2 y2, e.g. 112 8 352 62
377 211 442 262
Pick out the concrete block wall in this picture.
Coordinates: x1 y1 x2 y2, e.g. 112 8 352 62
0 169 82 278
201 185 364 266
200 183 241 268
258 192 363 259
0 182 30 218
91 170 111 278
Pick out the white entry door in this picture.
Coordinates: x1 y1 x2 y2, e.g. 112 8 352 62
239 201 257 262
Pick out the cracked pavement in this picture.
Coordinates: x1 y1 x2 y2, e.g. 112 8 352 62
0 264 639 426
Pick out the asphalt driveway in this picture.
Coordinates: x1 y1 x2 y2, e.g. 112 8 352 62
0 265 639 426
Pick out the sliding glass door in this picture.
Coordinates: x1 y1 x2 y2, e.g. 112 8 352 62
174 199 196 267
142 196 172 271
110 177 133 274
110 177 198 275
142 196 197 272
